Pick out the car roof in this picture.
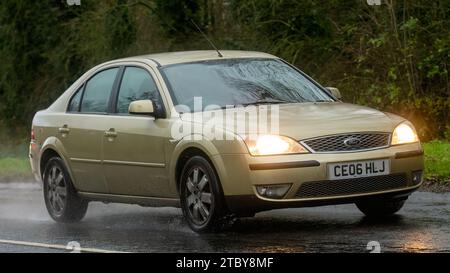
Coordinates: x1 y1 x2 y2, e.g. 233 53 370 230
113 50 278 66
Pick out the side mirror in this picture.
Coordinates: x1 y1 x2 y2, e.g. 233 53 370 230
326 87 342 100
129 100 154 116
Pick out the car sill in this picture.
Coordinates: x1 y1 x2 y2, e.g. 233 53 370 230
78 192 180 207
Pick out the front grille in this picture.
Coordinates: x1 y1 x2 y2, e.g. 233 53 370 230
296 173 407 199
302 133 390 153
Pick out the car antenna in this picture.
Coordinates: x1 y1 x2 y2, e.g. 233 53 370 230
190 19 223 58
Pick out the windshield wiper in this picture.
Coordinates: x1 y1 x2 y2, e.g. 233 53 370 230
217 99 291 110
241 99 290 107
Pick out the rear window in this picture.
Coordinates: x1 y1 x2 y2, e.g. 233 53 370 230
80 68 118 113
67 86 83 112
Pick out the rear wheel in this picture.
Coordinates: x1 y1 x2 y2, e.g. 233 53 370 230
356 198 405 217
43 157 88 222
180 156 233 232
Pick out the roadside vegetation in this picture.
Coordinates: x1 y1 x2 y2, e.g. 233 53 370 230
0 143 32 182
423 141 450 185
0 157 31 182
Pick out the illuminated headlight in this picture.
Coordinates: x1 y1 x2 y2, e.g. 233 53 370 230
244 135 309 156
256 184 292 199
391 122 419 145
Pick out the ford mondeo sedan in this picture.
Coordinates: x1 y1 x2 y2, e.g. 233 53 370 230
30 50 424 232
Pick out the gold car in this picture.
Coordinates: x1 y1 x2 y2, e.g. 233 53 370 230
30 50 424 232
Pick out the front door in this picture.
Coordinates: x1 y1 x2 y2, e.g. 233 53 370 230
101 66 170 197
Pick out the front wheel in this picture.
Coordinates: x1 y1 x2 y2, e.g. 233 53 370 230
180 156 232 232
356 198 405 217
43 157 88 222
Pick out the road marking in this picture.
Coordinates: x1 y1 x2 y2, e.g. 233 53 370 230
0 239 128 253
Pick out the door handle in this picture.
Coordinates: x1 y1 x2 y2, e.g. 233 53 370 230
104 129 117 138
58 125 70 134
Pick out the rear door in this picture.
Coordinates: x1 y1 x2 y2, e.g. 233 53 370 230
62 67 120 193
101 65 171 197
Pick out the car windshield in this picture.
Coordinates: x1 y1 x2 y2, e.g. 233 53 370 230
161 58 334 112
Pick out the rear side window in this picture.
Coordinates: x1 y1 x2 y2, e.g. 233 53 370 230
68 86 83 112
116 67 163 114
80 68 119 113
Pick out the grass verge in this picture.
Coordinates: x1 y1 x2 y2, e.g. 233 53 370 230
0 157 32 182
0 143 33 182
422 140 450 191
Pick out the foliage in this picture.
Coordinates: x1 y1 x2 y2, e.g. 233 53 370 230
0 0 448 140
231 0 450 140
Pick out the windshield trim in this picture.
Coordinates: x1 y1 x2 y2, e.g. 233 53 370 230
278 59 336 101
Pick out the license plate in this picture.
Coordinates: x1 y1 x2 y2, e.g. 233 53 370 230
328 159 390 180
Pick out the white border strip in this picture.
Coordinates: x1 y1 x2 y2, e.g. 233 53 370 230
0 239 128 253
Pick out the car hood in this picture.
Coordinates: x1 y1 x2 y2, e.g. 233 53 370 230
180 102 404 140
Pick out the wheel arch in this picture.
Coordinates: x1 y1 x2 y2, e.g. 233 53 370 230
39 137 77 188
169 136 226 196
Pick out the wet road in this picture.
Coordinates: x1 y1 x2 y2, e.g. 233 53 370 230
0 183 449 253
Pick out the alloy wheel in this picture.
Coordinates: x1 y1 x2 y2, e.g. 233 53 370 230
46 164 67 216
185 167 213 225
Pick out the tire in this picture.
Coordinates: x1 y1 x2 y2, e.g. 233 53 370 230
356 198 405 217
180 156 233 232
43 157 88 223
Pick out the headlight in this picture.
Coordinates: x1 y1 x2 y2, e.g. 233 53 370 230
244 135 309 156
391 122 419 145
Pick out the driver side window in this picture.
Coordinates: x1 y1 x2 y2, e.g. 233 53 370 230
116 67 163 114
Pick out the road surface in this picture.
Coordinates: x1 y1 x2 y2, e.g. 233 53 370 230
0 183 449 253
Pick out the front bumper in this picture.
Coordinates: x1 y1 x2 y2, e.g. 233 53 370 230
225 185 419 216
212 142 424 214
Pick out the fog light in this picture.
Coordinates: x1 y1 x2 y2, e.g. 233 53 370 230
256 184 291 199
412 171 423 185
